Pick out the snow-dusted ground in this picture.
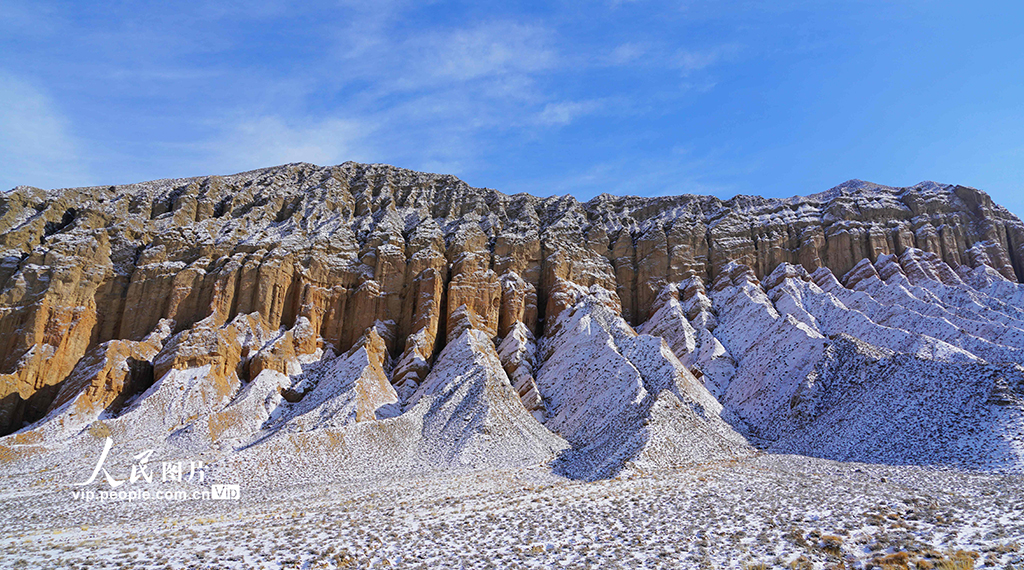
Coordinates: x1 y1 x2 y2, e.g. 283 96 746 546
2 453 1022 570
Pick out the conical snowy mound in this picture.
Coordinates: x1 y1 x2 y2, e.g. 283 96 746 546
537 288 750 480
406 328 568 468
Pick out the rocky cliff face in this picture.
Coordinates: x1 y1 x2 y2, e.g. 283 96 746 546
2 162 1023 478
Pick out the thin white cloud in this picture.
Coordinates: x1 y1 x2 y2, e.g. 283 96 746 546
536 100 605 126
505 146 735 200
0 73 88 190
676 43 742 75
0 2 751 193
419 23 556 82
607 42 649 65
231 17 565 177
0 0 63 38
205 115 374 173
337 20 558 101
680 79 719 93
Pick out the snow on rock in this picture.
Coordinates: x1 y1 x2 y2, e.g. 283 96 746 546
6 165 1024 479
689 257 1024 468
768 263 978 363
406 328 567 468
709 263 827 439
833 256 1024 362
52 313 282 454
496 321 545 420
204 369 293 446
962 263 1024 309
17 319 172 443
898 248 1024 333
640 279 737 399
536 290 749 480
225 328 567 484
248 316 323 378
640 285 699 366
163 323 386 451
769 335 1024 470
271 327 400 431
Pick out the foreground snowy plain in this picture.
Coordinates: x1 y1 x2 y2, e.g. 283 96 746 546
2 453 1022 570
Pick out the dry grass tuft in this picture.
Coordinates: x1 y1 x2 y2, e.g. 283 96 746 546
935 550 979 570
820 534 844 555
872 551 910 570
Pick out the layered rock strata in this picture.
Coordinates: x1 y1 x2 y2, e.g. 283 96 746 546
2 163 1023 475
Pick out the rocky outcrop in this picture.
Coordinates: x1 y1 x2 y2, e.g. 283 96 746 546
26 319 172 442
1 162 1023 476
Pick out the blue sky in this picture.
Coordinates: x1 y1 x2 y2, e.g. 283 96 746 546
2 1 1022 217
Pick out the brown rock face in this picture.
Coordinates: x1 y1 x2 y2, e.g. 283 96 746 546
1 164 1022 435
41 320 171 435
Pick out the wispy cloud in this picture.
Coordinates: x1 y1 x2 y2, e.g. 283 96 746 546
536 100 606 126
0 73 88 190
331 19 558 102
193 10 744 182
676 43 742 75
204 115 374 173
603 40 742 84
607 42 649 65
0 0 63 38
505 146 737 200
410 23 557 84
191 17 568 177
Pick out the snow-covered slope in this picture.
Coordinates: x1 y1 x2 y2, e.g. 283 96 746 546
222 328 569 484
537 286 750 480
636 249 1024 469
270 327 400 431
769 336 1024 469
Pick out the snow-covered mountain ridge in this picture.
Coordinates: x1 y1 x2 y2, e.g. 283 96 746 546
1 162 1022 479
